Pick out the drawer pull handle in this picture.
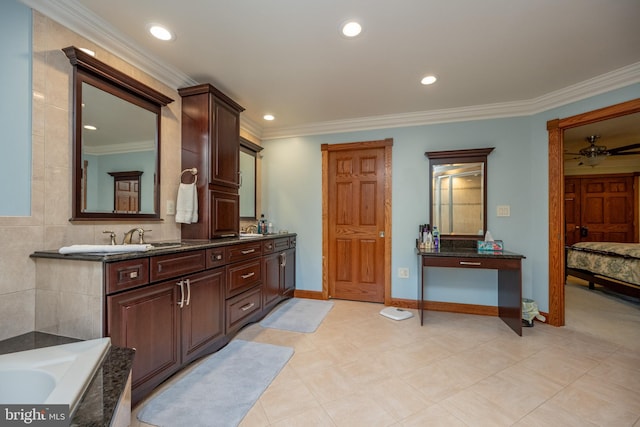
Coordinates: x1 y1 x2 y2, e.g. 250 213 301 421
240 302 255 312
241 272 255 279
212 254 222 260
185 278 191 306
459 261 482 266
241 249 255 255
129 271 138 279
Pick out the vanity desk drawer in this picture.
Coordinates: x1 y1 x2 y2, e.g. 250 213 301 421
423 256 521 270
150 250 206 282
106 259 150 294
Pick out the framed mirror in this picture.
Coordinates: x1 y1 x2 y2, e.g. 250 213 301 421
63 46 173 220
239 138 263 220
425 147 494 239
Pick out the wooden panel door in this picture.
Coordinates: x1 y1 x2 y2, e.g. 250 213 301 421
564 177 581 245
564 174 636 244
328 146 386 302
581 175 635 242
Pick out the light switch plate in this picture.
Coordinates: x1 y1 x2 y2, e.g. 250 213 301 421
497 205 510 217
398 268 409 278
166 200 176 215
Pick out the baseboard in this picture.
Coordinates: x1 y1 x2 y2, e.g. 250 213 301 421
293 289 325 300
293 292 517 318
390 297 499 317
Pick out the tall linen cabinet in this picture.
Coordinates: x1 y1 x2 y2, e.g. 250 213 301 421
179 84 245 238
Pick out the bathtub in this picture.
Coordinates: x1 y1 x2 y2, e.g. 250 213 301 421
0 337 111 414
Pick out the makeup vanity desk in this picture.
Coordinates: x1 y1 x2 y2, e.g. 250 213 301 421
417 247 525 336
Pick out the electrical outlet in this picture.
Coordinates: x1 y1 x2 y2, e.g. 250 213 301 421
398 268 409 278
166 200 176 215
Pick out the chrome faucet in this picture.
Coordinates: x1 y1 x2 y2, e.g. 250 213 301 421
245 224 258 234
122 228 150 244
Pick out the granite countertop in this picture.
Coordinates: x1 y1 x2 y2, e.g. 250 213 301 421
0 332 135 427
30 232 297 262
417 247 525 259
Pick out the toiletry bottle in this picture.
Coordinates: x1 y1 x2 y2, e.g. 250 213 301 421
426 225 433 249
433 226 439 250
258 214 266 234
268 222 273 234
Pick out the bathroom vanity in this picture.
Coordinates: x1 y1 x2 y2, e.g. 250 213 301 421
31 233 296 405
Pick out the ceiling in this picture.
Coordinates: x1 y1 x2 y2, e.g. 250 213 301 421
25 0 640 139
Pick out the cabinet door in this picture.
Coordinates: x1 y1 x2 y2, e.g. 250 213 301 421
282 248 296 297
107 282 180 403
181 268 226 364
210 189 239 238
262 252 281 309
210 98 240 189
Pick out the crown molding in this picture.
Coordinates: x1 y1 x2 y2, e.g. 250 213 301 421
21 0 640 141
21 0 198 91
262 62 640 140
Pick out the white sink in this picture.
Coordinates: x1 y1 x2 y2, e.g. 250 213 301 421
0 337 111 414
59 244 151 254
239 233 263 239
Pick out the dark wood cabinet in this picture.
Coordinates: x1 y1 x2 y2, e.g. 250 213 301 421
102 235 295 406
180 268 225 365
262 238 296 311
106 250 226 405
107 280 180 404
179 83 244 239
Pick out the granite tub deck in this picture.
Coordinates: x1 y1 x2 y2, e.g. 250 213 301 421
0 332 134 426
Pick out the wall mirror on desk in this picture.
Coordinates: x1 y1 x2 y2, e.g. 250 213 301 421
239 138 263 220
425 147 494 239
63 46 173 220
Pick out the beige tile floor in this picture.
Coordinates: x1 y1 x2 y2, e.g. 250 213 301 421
131 279 640 426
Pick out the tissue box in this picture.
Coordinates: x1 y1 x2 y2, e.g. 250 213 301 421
477 240 504 251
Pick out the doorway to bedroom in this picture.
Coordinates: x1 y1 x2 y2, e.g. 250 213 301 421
548 98 640 326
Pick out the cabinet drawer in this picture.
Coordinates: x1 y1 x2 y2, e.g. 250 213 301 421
226 286 262 332
206 247 227 269
262 239 275 254
106 259 150 294
273 238 289 251
226 259 262 298
227 241 262 263
150 250 206 282
423 256 521 270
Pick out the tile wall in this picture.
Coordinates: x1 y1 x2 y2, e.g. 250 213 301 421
0 11 182 341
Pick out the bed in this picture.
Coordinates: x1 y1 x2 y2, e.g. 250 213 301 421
565 242 640 298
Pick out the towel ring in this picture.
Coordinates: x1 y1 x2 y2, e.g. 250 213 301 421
180 167 198 185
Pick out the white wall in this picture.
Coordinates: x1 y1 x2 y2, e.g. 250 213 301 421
262 83 640 312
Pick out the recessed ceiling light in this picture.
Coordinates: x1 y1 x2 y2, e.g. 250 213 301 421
83 125 97 131
341 20 362 38
421 75 437 85
263 114 275 121
148 24 174 41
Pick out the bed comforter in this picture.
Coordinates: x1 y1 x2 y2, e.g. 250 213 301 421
566 242 640 286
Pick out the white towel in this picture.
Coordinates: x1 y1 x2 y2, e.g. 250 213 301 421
175 182 198 224
59 244 152 254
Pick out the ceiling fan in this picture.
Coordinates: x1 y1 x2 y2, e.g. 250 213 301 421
565 135 640 166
